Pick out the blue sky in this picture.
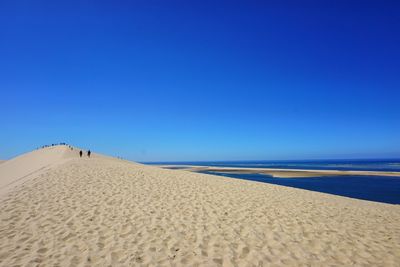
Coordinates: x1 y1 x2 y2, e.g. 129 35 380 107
1 1 399 161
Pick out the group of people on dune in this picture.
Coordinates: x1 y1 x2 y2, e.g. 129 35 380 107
38 143 91 159
39 142 71 149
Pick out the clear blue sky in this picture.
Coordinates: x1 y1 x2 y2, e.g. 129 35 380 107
1 1 399 161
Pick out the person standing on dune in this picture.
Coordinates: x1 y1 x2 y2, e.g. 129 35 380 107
87 150 91 158
79 150 82 157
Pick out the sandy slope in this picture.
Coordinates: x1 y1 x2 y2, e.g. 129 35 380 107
0 146 78 197
0 148 399 266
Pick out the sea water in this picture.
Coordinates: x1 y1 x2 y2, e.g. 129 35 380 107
199 171 400 204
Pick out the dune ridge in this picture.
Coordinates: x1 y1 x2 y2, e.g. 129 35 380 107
0 147 399 266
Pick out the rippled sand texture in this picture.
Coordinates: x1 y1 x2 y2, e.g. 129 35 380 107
1 149 400 266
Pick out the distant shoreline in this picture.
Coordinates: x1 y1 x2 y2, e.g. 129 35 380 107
144 158 400 164
157 165 400 178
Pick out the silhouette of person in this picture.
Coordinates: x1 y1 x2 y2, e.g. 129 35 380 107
87 150 91 158
79 150 83 157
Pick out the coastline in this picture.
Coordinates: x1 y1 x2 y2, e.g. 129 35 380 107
157 165 400 178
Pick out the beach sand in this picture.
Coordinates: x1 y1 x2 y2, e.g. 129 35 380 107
1 146 399 266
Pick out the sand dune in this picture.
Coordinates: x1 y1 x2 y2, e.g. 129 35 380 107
1 147 399 266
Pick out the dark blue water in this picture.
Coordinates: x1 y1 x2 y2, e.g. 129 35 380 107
148 159 400 172
199 171 400 204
